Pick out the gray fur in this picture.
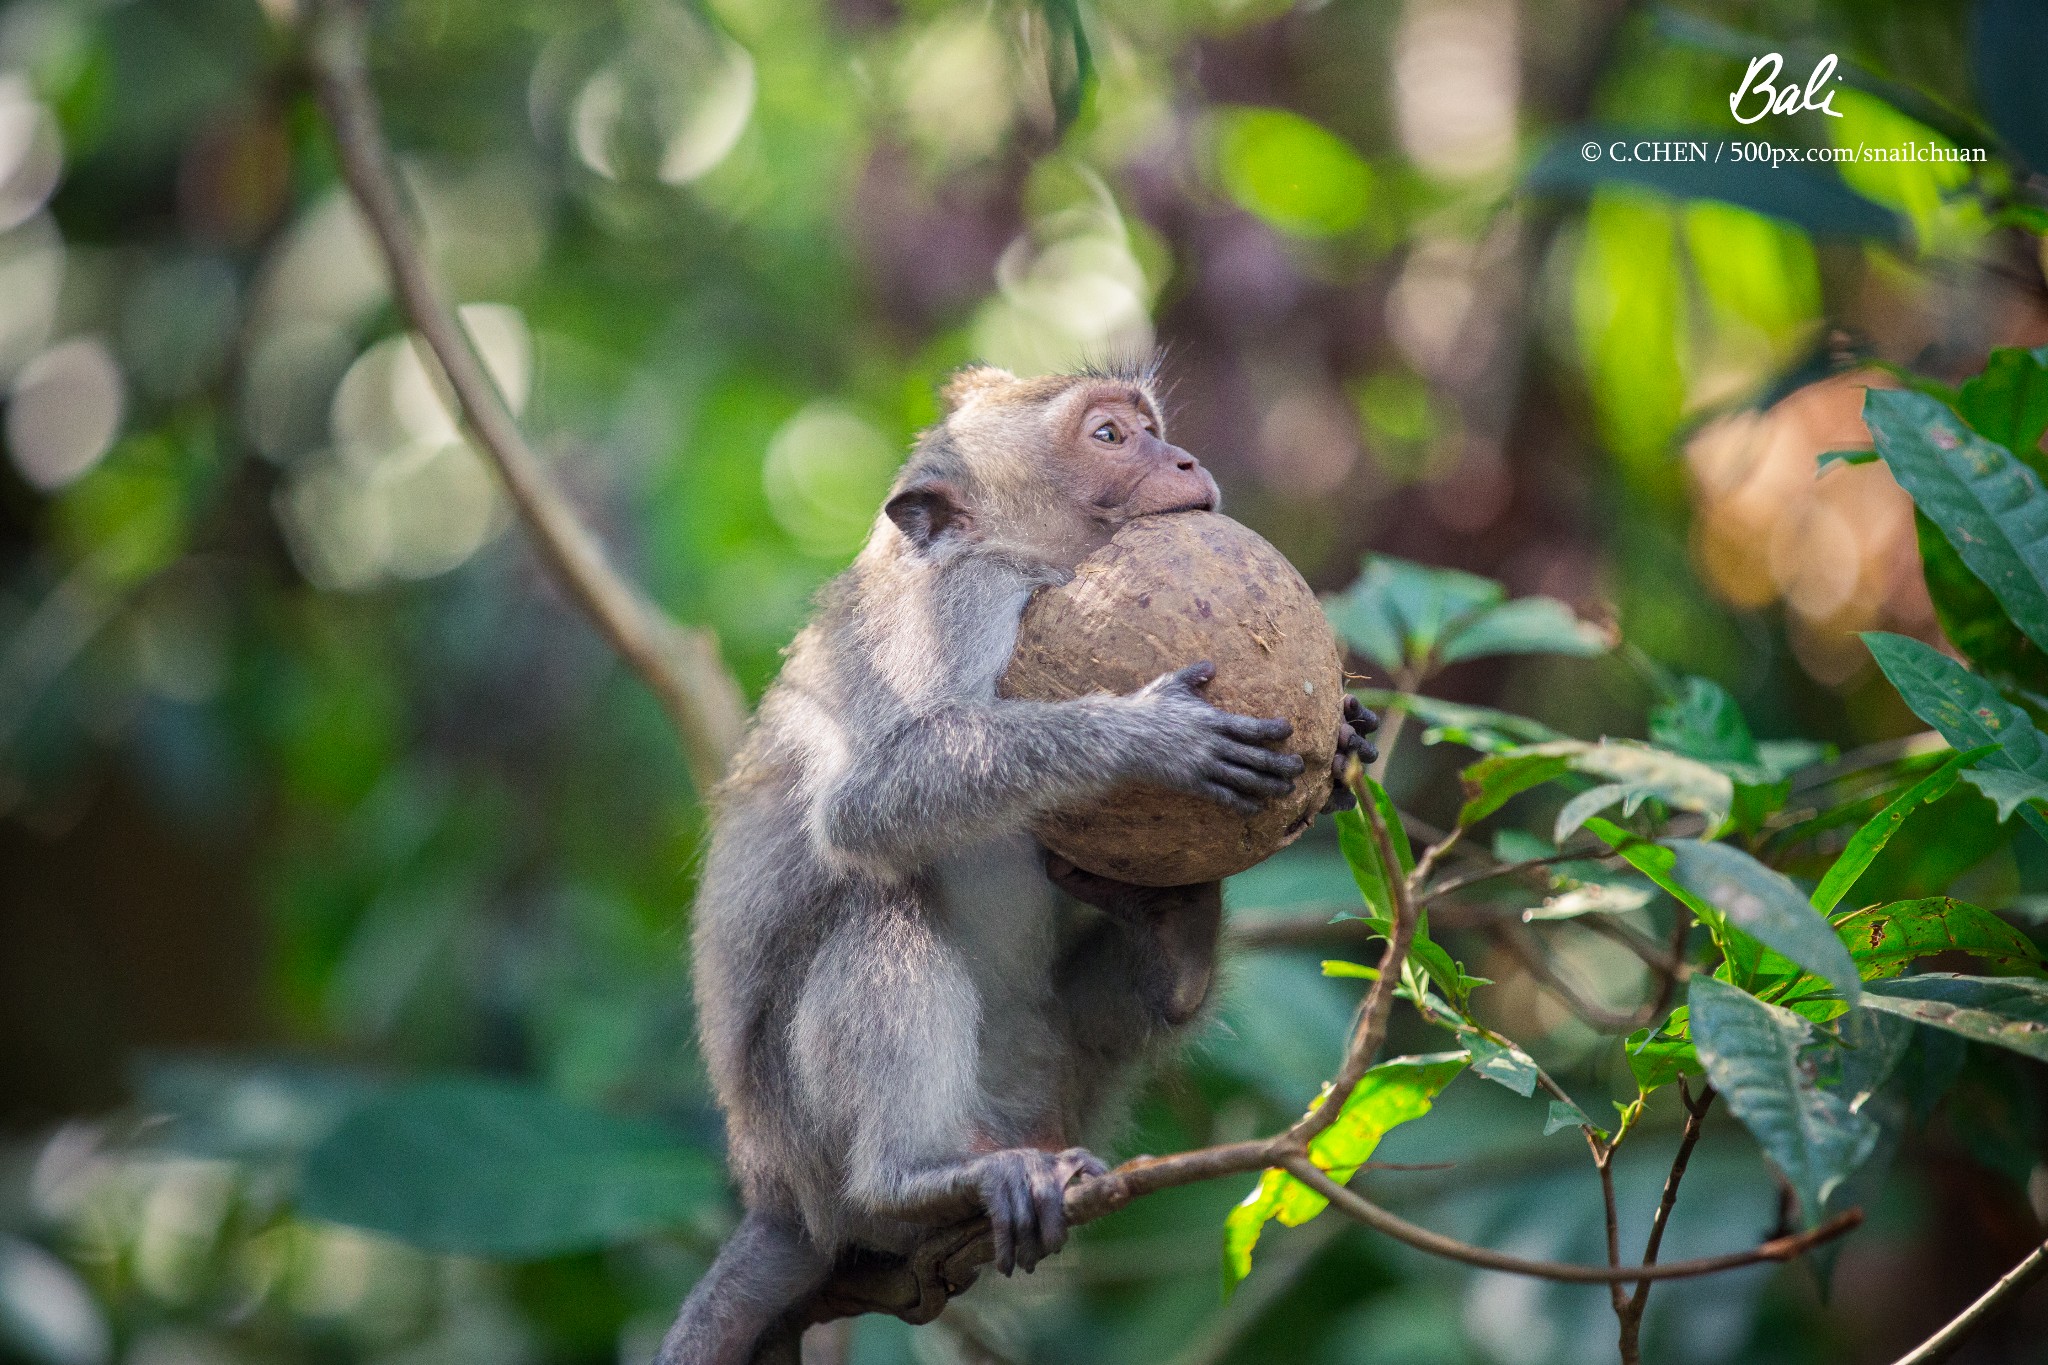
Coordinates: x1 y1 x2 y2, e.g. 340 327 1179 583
662 370 1263 1365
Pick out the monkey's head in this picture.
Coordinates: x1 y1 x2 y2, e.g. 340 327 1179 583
878 362 1220 572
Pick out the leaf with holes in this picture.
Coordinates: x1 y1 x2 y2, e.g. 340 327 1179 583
1834 899 2045 981
1689 977 1881 1225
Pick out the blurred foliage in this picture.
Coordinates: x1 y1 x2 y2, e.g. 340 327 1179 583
6 0 2048 1363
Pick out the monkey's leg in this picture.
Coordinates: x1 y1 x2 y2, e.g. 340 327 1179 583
791 898 1107 1276
1045 863 1223 1028
655 1209 832 1365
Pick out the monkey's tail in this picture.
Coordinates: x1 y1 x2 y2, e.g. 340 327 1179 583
654 1208 833 1365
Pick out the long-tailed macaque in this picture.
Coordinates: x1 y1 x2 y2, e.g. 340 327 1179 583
661 362 1376 1364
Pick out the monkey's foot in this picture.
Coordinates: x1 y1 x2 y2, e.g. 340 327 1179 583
970 1147 1108 1275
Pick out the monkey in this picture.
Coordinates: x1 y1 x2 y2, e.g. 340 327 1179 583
659 361 1378 1365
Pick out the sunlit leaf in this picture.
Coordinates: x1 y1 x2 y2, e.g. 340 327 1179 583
1223 1054 1466 1288
1810 745 1997 914
1689 977 1882 1225
1666 840 1861 1003
299 1079 726 1258
1213 107 1374 239
1522 879 1654 921
1860 974 2048 1063
1627 1008 1704 1095
1834 899 2046 981
1864 389 2048 653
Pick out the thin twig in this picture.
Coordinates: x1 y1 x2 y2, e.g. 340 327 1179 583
1417 850 1600 906
1488 923 1674 1034
1618 1082 1715 1361
1281 1157 1859 1284
306 0 747 793
1593 1137 1626 1321
1887 1239 2048 1365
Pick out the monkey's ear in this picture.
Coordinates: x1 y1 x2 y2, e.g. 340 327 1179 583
885 480 971 550
940 366 1017 415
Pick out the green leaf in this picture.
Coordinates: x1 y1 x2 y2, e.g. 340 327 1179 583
1627 1009 1704 1095
1810 745 1998 914
1913 510 2048 690
1959 348 2048 463
1649 677 1759 766
1458 749 1578 827
1665 840 1862 1004
1543 1097 1601 1137
1324 557 1502 675
1528 133 1904 241
1465 1031 1540 1097
1321 960 1379 981
1834 899 2046 981
1818 449 1878 470
1960 768 2048 822
1860 974 2048 1063
1460 740 1733 832
1864 388 2048 653
298 1080 726 1258
1223 1054 1466 1288
1356 690 1568 754
1437 597 1609 664
1522 879 1655 921
1864 631 2048 841
1334 805 1395 920
1582 818 1720 923
1689 977 1882 1224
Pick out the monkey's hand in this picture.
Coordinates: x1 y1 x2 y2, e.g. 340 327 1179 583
1128 661 1305 816
1320 694 1382 813
967 1147 1109 1275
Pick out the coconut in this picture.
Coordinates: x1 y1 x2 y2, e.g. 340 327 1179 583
999 511 1345 886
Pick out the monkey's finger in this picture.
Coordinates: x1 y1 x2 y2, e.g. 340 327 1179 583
1215 713 1293 745
1031 1171 1068 1261
1008 1176 1045 1274
1209 762 1296 800
1344 695 1381 733
1065 1149 1111 1181
1198 781 1262 816
988 1178 1020 1275
1170 661 1218 692
1215 740 1306 777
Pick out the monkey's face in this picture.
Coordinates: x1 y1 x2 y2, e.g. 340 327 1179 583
1060 385 1219 525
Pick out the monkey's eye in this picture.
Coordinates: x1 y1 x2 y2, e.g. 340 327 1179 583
1091 422 1121 444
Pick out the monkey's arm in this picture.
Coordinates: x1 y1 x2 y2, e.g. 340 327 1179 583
812 663 1302 869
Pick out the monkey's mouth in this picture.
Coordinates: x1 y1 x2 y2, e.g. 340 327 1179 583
1137 495 1216 517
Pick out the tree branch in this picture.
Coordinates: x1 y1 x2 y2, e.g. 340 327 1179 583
1887 1238 2048 1365
306 0 748 793
1281 1157 1861 1285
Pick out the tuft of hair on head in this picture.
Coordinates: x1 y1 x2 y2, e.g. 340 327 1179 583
940 365 1020 415
1073 350 1163 391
